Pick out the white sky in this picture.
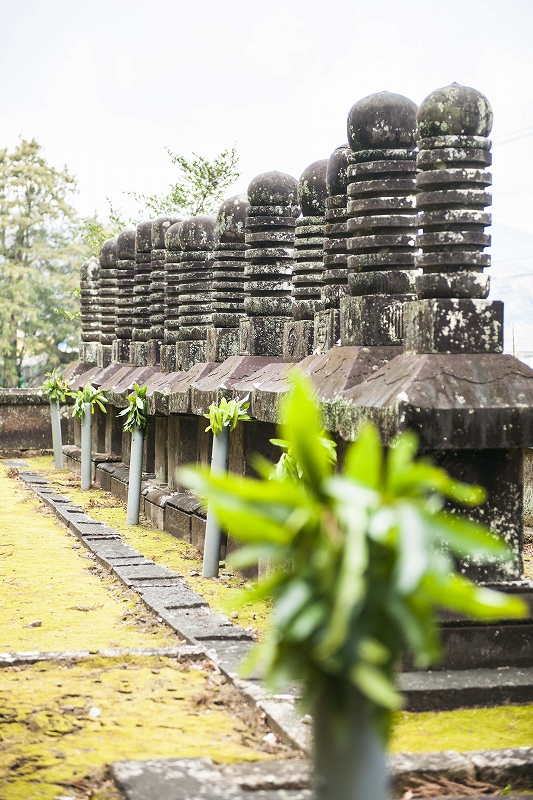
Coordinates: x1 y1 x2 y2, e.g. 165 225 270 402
1 0 532 238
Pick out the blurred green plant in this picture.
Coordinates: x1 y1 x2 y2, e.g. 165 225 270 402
270 434 337 481
181 374 527 740
119 383 148 433
41 367 70 404
204 395 251 436
68 383 107 421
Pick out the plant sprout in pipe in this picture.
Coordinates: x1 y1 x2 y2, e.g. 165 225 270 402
202 395 251 577
181 374 527 800
68 384 107 490
41 368 70 469
119 383 148 525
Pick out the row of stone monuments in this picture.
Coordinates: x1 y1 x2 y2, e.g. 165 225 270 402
76 82 533 586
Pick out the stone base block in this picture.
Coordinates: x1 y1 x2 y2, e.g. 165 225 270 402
239 317 286 357
96 344 112 369
404 299 503 354
160 345 177 374
283 320 314 361
129 341 149 367
147 339 162 366
79 341 99 365
206 327 240 362
340 295 414 347
176 340 207 371
112 339 131 364
314 309 340 354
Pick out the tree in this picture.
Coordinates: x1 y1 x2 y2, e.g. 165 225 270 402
0 139 85 387
82 145 241 253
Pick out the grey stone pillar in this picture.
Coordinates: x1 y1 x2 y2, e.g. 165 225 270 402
79 256 100 365
176 215 217 370
283 159 328 361
240 171 299 357
98 237 118 368
315 145 351 352
130 220 154 366
162 220 184 372
148 216 181 366
341 91 418 348
207 194 249 362
114 229 136 364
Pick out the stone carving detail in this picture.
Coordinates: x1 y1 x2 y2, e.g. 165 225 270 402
132 221 154 344
293 160 328 321
114 230 136 363
176 215 216 368
79 256 100 364
342 91 419 347
405 83 501 354
149 216 181 363
241 171 299 356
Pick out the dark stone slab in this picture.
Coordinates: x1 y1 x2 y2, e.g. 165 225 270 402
239 317 287 357
205 327 241 363
160 607 253 642
138 584 208 611
189 355 280 415
399 666 533 711
168 362 219 414
113 563 178 588
283 320 314 362
404 299 503 355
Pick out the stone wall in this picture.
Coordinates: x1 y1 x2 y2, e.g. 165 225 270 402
0 389 73 456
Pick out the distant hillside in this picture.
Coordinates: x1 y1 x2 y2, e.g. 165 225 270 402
487 223 533 358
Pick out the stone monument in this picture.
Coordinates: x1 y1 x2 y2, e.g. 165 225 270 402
162 220 184 373
114 229 136 364
131 220 154 366
176 215 217 371
283 159 328 361
148 216 182 366
79 256 100 365
240 171 299 357
341 91 419 348
314 145 351 353
98 237 118 368
207 194 249 362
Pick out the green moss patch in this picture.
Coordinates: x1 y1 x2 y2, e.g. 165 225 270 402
0 655 279 799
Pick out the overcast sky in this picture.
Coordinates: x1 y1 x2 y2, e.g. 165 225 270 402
1 0 532 240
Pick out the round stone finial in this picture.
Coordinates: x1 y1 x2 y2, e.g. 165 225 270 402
135 221 153 252
116 229 136 259
99 237 118 267
81 256 99 282
179 215 217 251
216 194 249 244
247 171 298 206
347 91 418 152
151 216 182 250
165 221 183 251
417 83 493 139
326 145 351 196
298 160 328 215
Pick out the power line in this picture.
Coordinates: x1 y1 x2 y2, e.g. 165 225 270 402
493 125 533 147
491 254 533 265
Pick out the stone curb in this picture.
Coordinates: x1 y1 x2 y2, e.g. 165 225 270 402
0 645 204 667
110 751 533 799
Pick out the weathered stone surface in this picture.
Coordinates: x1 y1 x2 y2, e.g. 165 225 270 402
340 295 414 347
283 320 314 361
239 317 287 357
205 327 240 362
313 309 340 353
189 355 278 415
167 362 219 414
403 299 503 354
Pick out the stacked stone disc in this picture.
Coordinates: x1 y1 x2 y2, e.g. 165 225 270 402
176 215 216 369
79 256 100 364
131 221 153 365
162 221 184 372
405 83 501 354
283 160 328 360
207 194 249 362
149 216 181 365
114 229 136 363
341 91 418 347
314 146 351 352
241 171 299 356
98 237 118 367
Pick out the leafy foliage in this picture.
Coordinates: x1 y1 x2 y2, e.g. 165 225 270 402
270 436 337 481
181 374 527 740
41 368 70 403
119 383 148 433
0 139 85 386
68 383 107 421
81 204 125 257
204 396 251 436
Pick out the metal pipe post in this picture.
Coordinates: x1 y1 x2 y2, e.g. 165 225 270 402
80 402 92 490
202 425 230 578
50 399 63 470
126 424 144 525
